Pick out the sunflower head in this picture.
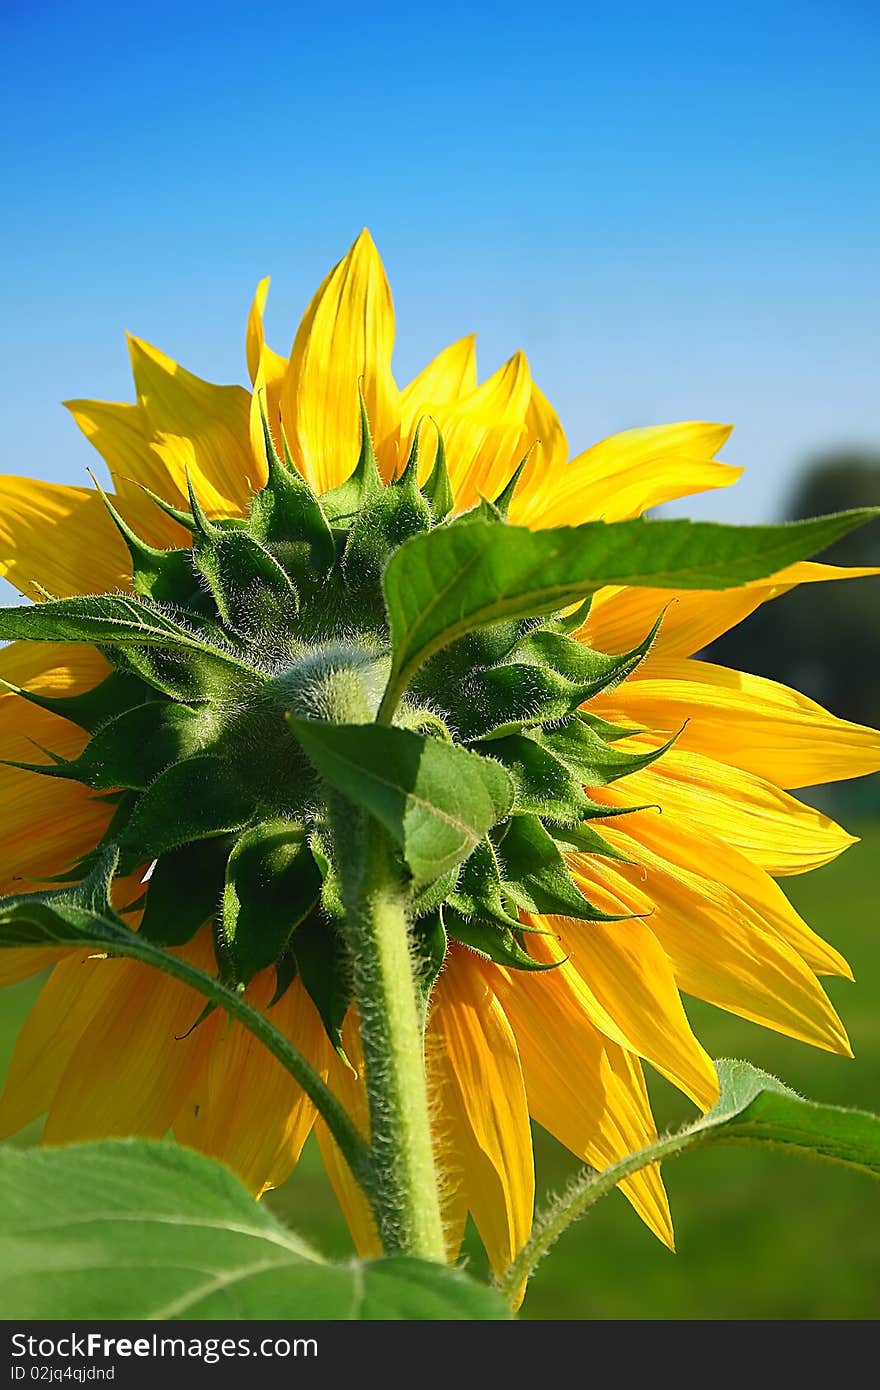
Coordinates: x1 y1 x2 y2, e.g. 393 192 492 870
1 366 673 1054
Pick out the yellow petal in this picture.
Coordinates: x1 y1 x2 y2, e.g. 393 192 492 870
0 949 68 988
43 933 219 1143
491 957 672 1246
400 335 477 418
539 911 719 1110
0 476 128 599
0 950 117 1135
176 973 329 1195
0 642 114 893
245 276 288 390
591 784 851 979
605 656 880 788
521 422 738 529
616 743 857 878
594 825 852 1055
314 1013 381 1258
585 561 880 661
64 398 192 547
279 229 400 493
429 950 534 1278
508 382 570 524
437 351 534 511
128 335 258 511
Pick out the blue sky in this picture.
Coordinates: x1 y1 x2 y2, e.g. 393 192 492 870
2 0 878 526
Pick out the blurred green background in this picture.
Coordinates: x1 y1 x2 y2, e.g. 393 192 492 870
2 825 878 1320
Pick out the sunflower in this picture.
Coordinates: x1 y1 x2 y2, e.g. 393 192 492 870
1 229 878 1285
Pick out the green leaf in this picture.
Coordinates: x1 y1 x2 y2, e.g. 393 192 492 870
289 720 514 883
415 909 448 1000
0 1140 510 1320
120 754 255 857
379 510 878 715
500 814 625 921
0 593 253 674
498 1057 880 1302
220 820 322 984
140 836 234 946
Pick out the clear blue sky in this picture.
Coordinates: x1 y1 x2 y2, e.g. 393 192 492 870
2 0 878 527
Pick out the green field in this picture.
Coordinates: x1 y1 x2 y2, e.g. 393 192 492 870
2 825 878 1320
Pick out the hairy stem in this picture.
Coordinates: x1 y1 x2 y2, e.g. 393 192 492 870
333 808 446 1261
498 1124 709 1304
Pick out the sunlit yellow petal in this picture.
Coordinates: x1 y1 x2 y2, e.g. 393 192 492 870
603 656 880 788
400 335 477 418
521 422 738 528
64 398 192 547
0 476 128 599
438 351 533 510
128 335 258 511
623 743 856 877
429 949 534 1277
592 825 852 1055
490 957 672 1247
585 560 880 661
279 230 400 493
535 913 719 1109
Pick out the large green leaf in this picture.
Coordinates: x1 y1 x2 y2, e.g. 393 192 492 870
0 1141 510 1320
379 510 877 714
0 592 253 671
289 719 514 883
498 1058 880 1302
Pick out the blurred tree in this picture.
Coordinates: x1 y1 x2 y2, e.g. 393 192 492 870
706 452 880 808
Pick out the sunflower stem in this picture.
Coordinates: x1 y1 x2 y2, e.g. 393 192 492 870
498 1123 712 1305
332 806 446 1261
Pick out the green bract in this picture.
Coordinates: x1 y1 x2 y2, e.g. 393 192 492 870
0 406 875 1051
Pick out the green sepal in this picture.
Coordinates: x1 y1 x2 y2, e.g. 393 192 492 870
130 481 196 531
188 475 300 635
91 478 204 607
270 948 298 1007
411 865 459 919
0 669 151 735
578 710 642 742
219 820 322 985
446 838 520 928
545 819 637 864
490 447 533 519
342 471 432 597
443 906 555 972
414 908 448 1001
420 429 453 521
119 754 255 858
540 711 678 786
140 836 234 946
396 418 425 490
18 699 217 791
292 907 352 1062
500 814 627 921
484 732 600 822
249 409 336 581
549 596 592 636
320 390 384 527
